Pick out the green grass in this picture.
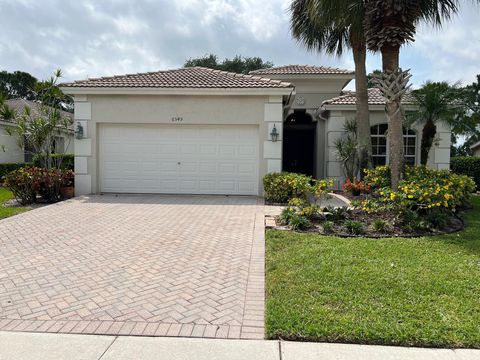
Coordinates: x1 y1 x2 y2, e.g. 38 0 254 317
0 188 30 219
266 196 480 348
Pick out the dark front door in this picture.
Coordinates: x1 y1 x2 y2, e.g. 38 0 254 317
283 123 316 177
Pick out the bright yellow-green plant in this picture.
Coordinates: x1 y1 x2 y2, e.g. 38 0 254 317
363 165 476 214
263 172 333 203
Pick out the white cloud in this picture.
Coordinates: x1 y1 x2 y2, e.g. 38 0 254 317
0 0 477 87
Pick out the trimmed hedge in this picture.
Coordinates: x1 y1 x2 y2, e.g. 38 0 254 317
451 157 480 190
33 153 74 171
0 163 29 180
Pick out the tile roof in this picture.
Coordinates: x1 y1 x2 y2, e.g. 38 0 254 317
322 88 415 106
60 67 293 89
1 99 73 126
250 65 354 75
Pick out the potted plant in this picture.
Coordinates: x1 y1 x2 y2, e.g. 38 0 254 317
60 170 75 199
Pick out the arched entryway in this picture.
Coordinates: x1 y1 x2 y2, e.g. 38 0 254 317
282 110 316 177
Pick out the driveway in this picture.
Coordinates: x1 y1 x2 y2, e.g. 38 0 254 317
0 195 265 339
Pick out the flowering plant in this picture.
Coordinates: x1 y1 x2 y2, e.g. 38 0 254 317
343 178 371 195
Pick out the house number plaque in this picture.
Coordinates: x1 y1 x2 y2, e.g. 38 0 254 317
171 117 183 122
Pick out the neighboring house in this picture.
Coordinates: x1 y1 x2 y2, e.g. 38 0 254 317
471 141 480 157
0 99 75 163
60 65 451 196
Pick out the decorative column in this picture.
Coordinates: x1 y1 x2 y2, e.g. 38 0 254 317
73 95 92 195
263 96 283 173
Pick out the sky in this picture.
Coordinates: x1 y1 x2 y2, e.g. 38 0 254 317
0 0 479 89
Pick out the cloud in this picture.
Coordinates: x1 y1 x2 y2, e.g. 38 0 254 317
0 0 477 87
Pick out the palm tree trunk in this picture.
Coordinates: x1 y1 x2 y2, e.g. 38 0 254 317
420 119 436 165
381 45 403 190
352 39 371 180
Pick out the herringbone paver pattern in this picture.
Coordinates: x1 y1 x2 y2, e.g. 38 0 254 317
0 195 265 339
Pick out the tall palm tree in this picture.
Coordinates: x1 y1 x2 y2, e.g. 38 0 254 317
363 0 479 188
407 81 463 165
290 0 371 178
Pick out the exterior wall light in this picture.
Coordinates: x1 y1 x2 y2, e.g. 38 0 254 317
75 122 84 139
270 124 279 142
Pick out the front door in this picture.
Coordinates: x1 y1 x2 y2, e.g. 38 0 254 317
282 110 316 177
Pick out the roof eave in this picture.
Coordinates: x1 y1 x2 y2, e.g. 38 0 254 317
60 86 295 96
322 104 418 111
250 73 355 81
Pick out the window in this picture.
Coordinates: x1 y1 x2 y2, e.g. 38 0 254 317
370 124 417 167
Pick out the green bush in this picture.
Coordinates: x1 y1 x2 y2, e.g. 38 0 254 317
263 172 333 203
263 172 313 203
451 157 480 190
33 153 74 170
0 163 29 181
279 207 296 225
363 165 476 214
321 220 334 233
371 219 392 233
344 220 364 235
288 213 310 231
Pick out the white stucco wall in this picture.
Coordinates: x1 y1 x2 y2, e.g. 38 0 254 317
325 109 452 187
0 124 24 163
72 94 285 196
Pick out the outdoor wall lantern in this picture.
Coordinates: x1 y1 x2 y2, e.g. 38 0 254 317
75 122 84 140
270 124 279 142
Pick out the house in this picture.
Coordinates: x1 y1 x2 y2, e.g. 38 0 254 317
0 98 75 163
471 141 480 156
60 65 451 196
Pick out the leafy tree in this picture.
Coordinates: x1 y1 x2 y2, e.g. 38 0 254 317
367 70 382 88
407 81 463 165
290 0 371 178
184 54 273 74
0 70 37 99
0 70 72 169
451 74 480 156
363 0 479 189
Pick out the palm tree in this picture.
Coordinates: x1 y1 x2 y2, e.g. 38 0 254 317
290 0 371 178
407 81 463 165
363 0 479 188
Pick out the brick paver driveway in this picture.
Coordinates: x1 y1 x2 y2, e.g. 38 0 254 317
0 195 265 339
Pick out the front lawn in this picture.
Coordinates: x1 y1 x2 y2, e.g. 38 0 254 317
0 188 30 219
266 196 480 348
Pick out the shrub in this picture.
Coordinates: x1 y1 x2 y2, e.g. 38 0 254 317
288 213 310 231
263 172 333 203
323 206 350 222
298 204 321 219
366 165 476 213
3 167 74 205
451 157 480 190
343 178 371 195
424 210 450 229
344 220 364 235
364 165 391 188
371 219 392 233
279 207 296 225
263 172 313 203
33 153 74 171
322 220 334 233
0 163 29 181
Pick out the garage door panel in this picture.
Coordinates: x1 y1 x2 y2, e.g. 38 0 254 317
99 124 258 195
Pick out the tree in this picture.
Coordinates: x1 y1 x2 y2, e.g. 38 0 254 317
334 118 359 180
407 81 463 165
0 70 38 99
184 54 273 74
0 70 72 169
363 0 480 189
367 70 382 88
290 0 371 178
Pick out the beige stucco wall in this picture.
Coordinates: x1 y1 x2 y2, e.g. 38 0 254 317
325 109 452 187
73 94 284 196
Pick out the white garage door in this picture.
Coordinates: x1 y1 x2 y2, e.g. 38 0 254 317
98 124 259 195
